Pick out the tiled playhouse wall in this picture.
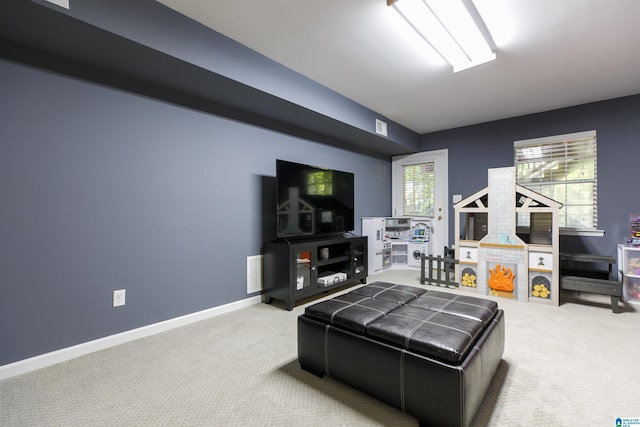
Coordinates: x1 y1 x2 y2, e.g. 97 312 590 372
487 168 515 238
478 167 529 302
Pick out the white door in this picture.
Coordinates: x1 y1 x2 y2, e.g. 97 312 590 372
392 149 448 257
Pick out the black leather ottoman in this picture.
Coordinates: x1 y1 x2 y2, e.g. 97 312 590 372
298 282 505 427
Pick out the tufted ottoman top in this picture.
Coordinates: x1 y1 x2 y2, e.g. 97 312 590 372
349 281 427 304
366 304 485 363
304 281 500 364
407 291 498 326
304 282 425 334
304 292 401 334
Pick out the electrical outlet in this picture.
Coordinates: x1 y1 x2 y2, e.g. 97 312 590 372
113 289 126 307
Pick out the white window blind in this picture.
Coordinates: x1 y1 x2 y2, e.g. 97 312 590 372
402 161 435 216
514 130 597 229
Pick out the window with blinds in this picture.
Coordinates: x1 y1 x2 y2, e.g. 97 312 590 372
514 130 597 229
306 170 333 196
402 161 435 216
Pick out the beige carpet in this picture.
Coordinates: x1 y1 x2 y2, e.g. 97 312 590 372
2 269 639 426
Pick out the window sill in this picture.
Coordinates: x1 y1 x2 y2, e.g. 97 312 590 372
517 226 605 238
559 228 605 237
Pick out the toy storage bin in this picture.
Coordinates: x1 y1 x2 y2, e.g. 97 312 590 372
618 244 640 304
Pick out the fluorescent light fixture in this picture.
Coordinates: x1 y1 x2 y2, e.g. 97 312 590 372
43 0 70 9
388 0 496 72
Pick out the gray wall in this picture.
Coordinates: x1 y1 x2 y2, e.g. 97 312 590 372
1 0 418 156
3 0 638 368
0 59 391 365
420 94 640 260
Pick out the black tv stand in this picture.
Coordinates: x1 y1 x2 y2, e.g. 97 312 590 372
264 234 368 310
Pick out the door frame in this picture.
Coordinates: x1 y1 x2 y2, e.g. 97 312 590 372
391 149 449 257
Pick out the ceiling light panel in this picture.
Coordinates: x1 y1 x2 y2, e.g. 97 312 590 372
390 0 496 72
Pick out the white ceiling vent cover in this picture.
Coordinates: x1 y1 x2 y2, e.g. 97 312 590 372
375 119 388 137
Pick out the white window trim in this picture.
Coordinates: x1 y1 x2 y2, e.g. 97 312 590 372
514 130 603 237
559 228 604 237
514 130 595 147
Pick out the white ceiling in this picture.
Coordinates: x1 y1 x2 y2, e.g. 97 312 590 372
156 0 640 134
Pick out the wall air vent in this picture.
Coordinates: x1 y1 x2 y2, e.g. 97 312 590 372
246 255 263 294
375 119 388 137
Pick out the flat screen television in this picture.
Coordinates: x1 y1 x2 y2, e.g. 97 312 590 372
276 159 354 238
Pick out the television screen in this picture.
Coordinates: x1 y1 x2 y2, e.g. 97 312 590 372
276 159 354 238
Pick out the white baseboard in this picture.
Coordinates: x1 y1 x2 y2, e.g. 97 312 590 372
0 295 262 381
